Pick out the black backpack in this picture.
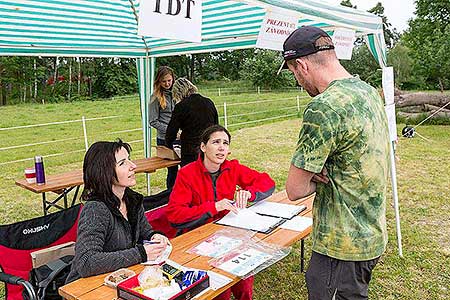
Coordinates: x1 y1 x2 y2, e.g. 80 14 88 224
24 255 73 300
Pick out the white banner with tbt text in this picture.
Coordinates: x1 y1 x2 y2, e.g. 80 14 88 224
332 28 356 60
256 10 298 51
138 0 202 43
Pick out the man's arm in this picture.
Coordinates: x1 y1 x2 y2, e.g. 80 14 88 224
286 164 316 201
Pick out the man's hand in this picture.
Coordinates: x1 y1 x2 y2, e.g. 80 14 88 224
215 199 238 214
312 167 329 184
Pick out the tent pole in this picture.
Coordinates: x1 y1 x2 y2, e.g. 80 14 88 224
146 56 156 195
367 34 403 257
389 142 403 257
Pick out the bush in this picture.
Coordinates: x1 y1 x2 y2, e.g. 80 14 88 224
396 113 450 125
240 49 296 89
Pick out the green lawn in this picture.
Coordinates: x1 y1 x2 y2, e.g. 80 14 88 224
0 96 449 299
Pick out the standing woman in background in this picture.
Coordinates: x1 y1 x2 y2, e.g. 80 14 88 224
148 66 178 190
165 78 219 167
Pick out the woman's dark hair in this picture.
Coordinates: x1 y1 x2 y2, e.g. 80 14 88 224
81 139 132 208
199 125 231 159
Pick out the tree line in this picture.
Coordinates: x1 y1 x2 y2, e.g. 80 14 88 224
0 0 447 105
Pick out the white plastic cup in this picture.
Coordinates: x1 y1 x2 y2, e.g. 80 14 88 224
25 167 36 184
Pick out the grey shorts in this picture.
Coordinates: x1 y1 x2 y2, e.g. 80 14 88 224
305 251 380 300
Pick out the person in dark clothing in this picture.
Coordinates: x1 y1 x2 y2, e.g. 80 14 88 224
66 140 169 283
148 66 178 190
165 78 219 166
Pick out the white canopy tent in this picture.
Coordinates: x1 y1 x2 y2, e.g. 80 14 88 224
0 0 401 255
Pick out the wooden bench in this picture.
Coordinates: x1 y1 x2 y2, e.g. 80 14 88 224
15 157 180 215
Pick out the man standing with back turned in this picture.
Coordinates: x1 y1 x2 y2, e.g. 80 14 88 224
280 26 390 299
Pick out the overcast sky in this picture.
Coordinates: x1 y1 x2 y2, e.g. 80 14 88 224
328 0 416 33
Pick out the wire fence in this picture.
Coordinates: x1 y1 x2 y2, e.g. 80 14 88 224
1 92 310 167
201 86 303 96
0 116 120 166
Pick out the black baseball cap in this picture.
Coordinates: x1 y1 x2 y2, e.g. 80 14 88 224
277 26 334 74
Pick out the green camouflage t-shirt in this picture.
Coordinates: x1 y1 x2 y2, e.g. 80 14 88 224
292 77 389 261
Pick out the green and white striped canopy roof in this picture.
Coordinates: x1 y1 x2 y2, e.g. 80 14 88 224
0 0 386 64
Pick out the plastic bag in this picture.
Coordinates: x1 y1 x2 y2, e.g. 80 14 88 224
142 241 172 265
208 236 291 279
138 266 166 290
187 228 255 258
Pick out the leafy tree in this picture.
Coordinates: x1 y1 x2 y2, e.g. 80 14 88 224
341 46 381 87
91 58 137 98
404 0 450 91
368 2 400 48
157 55 192 79
387 43 421 89
240 49 295 89
194 49 254 82
338 1 409 88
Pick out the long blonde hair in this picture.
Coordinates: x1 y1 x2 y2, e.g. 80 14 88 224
153 66 175 109
172 78 198 103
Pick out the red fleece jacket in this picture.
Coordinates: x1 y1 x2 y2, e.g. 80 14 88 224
167 157 275 227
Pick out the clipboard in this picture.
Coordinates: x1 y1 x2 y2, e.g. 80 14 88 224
249 204 307 220
215 211 287 234
214 219 286 234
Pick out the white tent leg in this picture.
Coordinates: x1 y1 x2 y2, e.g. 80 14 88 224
389 142 403 257
146 57 156 195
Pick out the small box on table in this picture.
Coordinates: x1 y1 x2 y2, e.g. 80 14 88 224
117 273 209 300
155 146 180 160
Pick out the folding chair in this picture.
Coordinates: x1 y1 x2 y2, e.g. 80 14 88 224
0 204 82 300
143 190 177 239
0 273 36 300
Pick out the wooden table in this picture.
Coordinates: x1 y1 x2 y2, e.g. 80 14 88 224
59 191 314 300
15 157 180 215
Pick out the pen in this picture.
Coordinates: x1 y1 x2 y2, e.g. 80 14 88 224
143 240 160 245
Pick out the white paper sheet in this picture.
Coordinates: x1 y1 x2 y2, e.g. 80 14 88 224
216 209 283 233
248 202 306 219
207 271 234 290
192 271 234 299
189 235 243 258
216 248 273 277
280 216 312 232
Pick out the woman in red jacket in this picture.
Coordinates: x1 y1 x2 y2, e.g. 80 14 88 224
167 124 275 300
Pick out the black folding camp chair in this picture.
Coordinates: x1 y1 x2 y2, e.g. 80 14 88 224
0 204 82 300
0 272 37 300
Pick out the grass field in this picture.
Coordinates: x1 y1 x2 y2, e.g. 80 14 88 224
0 93 449 299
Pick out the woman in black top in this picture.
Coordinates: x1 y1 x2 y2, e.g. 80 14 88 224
66 140 169 283
165 78 219 166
